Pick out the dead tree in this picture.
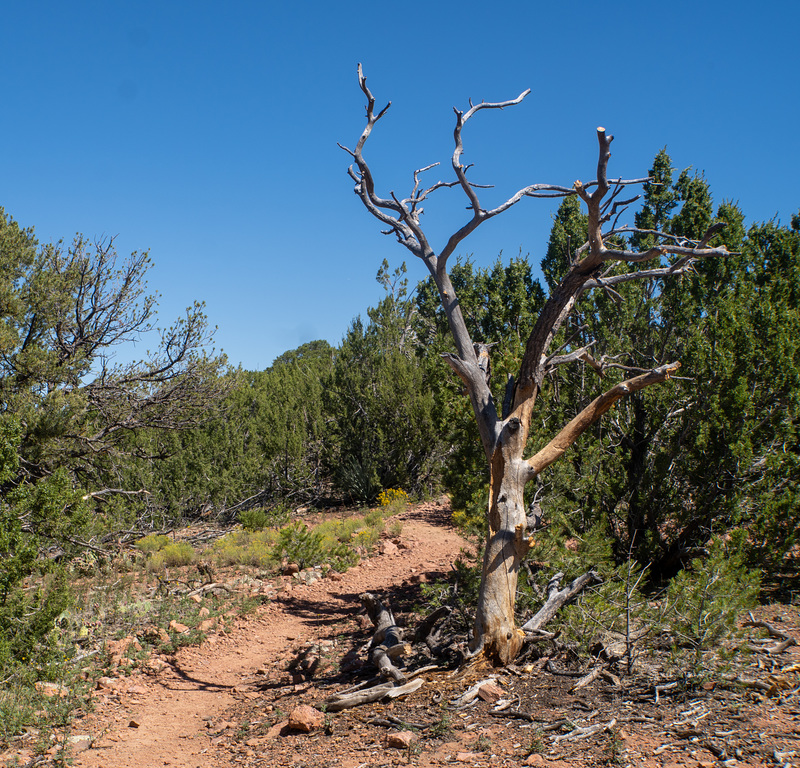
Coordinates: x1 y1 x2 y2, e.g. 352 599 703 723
340 65 730 665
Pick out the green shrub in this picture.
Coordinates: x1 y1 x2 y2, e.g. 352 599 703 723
135 533 170 553
363 508 385 532
240 506 291 532
213 530 278 568
271 522 359 571
665 532 759 669
149 542 196 570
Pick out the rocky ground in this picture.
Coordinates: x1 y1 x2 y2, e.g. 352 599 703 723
6 499 800 768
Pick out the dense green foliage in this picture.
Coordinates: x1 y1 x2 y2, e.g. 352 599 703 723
0 207 225 682
529 157 800 587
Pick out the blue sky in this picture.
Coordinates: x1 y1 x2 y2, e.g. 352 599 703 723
2 1 798 370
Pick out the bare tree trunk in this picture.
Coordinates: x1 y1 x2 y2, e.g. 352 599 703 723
344 66 732 666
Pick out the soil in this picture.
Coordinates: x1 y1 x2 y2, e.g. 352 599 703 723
13 499 800 767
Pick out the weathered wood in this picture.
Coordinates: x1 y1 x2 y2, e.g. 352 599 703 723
360 592 408 683
414 605 451 643
522 570 602 633
323 678 424 712
323 682 394 712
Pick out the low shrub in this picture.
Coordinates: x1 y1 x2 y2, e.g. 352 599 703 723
239 505 291 532
148 542 196 570
135 533 170 553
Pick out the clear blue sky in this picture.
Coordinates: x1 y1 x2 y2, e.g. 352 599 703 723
2 1 798 370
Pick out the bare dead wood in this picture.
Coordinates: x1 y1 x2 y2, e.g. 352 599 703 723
570 664 607 693
360 592 408 683
745 614 797 645
345 68 732 664
552 718 617 743
323 682 394 712
449 677 498 709
522 570 603 633
414 605 451 643
322 677 426 712
544 660 584 678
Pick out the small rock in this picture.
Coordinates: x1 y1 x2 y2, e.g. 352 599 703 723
198 619 216 632
283 563 300 575
128 719 140 728
477 682 504 703
189 593 202 604
387 731 416 748
168 620 190 634
96 676 120 691
147 657 169 673
198 606 210 618
455 752 483 762
67 735 92 753
523 754 545 766
288 704 325 733
327 571 343 581
380 540 398 555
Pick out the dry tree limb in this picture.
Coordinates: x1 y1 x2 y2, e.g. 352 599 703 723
360 592 408 684
552 718 617 743
414 605 451 643
323 682 395 712
545 660 584 678
450 677 498 709
744 615 797 654
570 664 607 693
522 571 603 633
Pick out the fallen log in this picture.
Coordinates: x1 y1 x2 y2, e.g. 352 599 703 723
360 592 408 683
323 678 425 712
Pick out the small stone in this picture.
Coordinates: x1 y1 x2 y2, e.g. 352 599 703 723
477 682 504 703
380 540 398 555
283 563 300 575
455 751 483 762
288 704 325 733
523 754 545 766
169 620 190 634
198 619 216 632
96 676 120 691
386 731 416 748
189 594 202 604
67 734 92 753
128 719 140 728
198 606 210 618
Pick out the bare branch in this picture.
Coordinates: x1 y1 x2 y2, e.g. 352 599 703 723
527 362 681 475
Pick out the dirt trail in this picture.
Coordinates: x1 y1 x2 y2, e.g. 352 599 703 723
74 499 465 768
